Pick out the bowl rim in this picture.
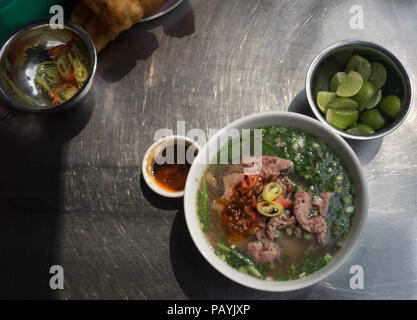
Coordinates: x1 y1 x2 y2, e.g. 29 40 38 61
305 39 412 140
183 111 369 292
142 135 202 198
0 18 97 113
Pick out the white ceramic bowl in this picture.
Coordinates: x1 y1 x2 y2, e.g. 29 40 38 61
183 111 368 292
142 135 201 198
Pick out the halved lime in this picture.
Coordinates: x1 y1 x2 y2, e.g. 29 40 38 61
345 55 372 81
346 124 375 135
330 72 347 92
336 71 363 97
327 97 358 110
364 89 382 110
314 58 341 93
359 109 386 129
334 49 353 67
380 95 401 118
316 91 337 113
353 81 376 111
326 108 359 130
369 62 387 90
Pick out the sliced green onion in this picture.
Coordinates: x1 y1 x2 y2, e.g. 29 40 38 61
247 266 262 279
303 231 312 240
324 253 333 263
200 175 209 232
216 242 231 255
238 266 248 274
342 196 351 204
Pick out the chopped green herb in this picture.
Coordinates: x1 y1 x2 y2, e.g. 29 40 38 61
216 242 231 255
225 249 253 268
197 175 210 232
247 266 263 279
198 125 356 281
238 266 248 274
301 251 333 275
303 231 313 240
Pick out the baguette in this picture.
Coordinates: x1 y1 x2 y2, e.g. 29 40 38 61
71 0 168 52
82 0 144 32
71 1 120 52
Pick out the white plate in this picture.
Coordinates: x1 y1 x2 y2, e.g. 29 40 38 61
140 0 184 23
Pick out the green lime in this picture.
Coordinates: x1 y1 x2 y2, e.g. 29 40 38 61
326 108 359 130
336 71 363 97
345 55 372 81
359 109 386 130
369 62 387 90
364 89 382 110
327 97 358 110
330 72 347 92
314 58 341 92
380 95 401 118
346 124 375 135
353 81 376 111
334 49 353 67
316 91 337 113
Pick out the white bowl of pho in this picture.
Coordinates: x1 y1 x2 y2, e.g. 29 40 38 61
183 111 368 292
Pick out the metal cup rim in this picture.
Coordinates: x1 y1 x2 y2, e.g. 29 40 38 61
0 18 97 113
305 40 412 140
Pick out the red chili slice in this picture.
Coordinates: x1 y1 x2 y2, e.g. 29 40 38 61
50 82 78 106
59 69 75 82
48 45 70 57
274 196 293 209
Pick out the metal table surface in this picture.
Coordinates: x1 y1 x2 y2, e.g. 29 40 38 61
0 0 416 300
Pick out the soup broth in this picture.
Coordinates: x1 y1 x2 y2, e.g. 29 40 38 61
197 126 355 280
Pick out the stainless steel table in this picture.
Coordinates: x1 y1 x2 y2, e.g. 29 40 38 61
0 0 416 299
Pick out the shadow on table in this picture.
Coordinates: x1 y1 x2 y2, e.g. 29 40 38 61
287 90 315 118
97 31 159 83
140 174 182 211
170 208 324 299
346 137 383 166
288 90 382 166
97 0 195 83
0 94 94 299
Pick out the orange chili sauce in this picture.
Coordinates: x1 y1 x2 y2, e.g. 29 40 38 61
151 143 197 192
217 183 261 243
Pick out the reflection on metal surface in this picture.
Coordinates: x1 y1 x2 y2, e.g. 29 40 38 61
140 0 184 22
0 100 9 121
0 19 97 113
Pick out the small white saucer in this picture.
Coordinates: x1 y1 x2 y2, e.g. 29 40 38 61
142 135 201 198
